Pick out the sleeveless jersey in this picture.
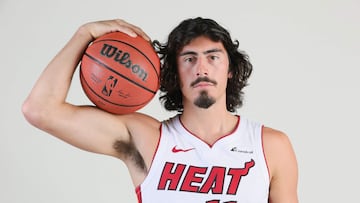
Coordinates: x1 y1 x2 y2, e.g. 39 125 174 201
136 115 269 203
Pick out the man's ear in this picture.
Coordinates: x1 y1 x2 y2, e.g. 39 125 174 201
228 70 233 78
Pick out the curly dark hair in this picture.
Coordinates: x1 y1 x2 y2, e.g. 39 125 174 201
153 17 253 113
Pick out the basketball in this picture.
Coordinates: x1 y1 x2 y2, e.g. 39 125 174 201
80 32 160 114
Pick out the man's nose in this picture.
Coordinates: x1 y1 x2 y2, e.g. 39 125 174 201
196 57 208 76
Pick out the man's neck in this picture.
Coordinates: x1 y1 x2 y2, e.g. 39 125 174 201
180 104 238 146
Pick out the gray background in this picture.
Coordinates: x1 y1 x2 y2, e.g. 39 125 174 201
1 0 359 202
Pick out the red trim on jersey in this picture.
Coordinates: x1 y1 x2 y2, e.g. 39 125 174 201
136 185 142 203
135 124 163 202
150 124 163 166
179 115 241 148
261 125 271 180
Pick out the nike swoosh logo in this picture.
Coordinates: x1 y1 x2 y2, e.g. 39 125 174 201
172 146 195 153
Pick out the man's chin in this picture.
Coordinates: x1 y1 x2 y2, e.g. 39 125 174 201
194 91 215 109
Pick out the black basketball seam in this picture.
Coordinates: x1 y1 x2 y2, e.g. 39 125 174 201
93 39 160 78
83 52 157 94
80 62 152 108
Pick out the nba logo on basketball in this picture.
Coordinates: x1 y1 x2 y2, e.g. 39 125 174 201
102 76 118 97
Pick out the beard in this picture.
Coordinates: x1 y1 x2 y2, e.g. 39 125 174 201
194 90 215 109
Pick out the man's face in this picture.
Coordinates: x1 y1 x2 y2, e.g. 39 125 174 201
177 36 230 109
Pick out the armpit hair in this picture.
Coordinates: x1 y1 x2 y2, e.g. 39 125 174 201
113 139 147 172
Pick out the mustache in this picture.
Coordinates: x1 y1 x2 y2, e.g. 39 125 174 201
190 77 217 87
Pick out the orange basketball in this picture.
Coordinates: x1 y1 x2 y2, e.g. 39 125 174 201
80 32 160 114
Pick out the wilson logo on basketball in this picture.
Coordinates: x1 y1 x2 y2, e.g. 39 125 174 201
100 44 148 82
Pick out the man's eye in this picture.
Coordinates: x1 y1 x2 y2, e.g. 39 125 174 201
210 55 219 60
184 57 194 62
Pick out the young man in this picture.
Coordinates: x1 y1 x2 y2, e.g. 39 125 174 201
22 17 298 202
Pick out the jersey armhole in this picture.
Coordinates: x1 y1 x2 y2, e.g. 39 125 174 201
261 125 271 181
135 123 164 195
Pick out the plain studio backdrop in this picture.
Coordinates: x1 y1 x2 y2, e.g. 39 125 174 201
1 0 359 202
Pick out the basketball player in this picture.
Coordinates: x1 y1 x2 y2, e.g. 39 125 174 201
22 18 298 202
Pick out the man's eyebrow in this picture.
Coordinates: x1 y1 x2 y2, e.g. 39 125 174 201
179 51 197 56
203 48 224 55
179 48 224 56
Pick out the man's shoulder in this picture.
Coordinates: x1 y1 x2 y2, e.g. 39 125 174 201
262 126 289 143
121 112 161 126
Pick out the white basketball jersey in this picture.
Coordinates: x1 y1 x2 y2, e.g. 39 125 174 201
136 115 269 203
